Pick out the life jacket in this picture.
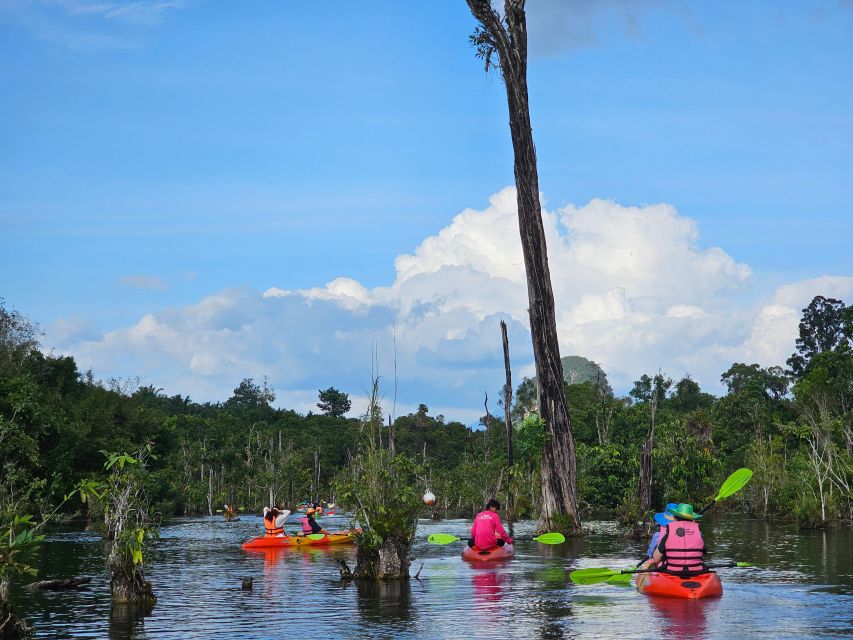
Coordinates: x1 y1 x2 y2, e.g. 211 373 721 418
264 515 283 537
300 517 313 534
659 520 706 575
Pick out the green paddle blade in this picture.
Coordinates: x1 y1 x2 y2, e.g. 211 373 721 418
606 571 634 585
735 562 752 567
306 533 328 540
532 532 566 545
427 533 462 545
715 468 753 502
569 568 620 585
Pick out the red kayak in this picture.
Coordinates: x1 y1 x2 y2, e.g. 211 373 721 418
635 571 723 599
241 531 354 549
462 543 515 562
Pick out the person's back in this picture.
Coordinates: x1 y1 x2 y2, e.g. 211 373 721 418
653 503 706 575
263 507 290 537
469 499 512 549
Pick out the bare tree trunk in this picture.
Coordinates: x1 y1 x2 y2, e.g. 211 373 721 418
483 391 490 463
638 394 657 513
1 577 30 640
388 414 396 455
595 371 612 445
467 0 580 534
314 448 320 502
207 467 214 516
501 320 515 534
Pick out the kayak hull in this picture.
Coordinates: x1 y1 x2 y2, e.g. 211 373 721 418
242 531 354 549
462 543 515 562
636 571 723 599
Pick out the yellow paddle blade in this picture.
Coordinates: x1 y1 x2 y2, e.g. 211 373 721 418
606 571 634 585
715 468 753 501
569 568 620 585
428 533 462 545
532 532 566 545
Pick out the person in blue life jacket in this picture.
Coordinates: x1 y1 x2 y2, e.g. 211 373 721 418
646 502 678 559
649 503 708 576
637 502 676 570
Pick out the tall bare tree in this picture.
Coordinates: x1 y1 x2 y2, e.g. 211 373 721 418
466 0 581 534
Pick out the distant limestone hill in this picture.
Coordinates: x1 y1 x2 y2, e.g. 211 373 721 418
514 355 613 421
561 355 612 396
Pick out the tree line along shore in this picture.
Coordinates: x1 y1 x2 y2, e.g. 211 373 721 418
1 294 851 532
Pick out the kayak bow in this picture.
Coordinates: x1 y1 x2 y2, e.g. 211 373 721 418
461 543 515 562
635 571 723 599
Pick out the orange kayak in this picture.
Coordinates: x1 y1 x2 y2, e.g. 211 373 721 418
462 543 515 562
635 571 723 599
241 531 355 549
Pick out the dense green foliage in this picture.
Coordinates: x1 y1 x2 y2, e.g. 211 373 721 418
0 295 851 530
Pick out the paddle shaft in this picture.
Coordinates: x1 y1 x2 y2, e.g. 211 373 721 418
620 561 745 577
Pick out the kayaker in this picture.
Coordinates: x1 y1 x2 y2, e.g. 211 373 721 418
468 499 513 550
645 502 677 559
262 506 291 537
650 503 707 576
300 508 328 536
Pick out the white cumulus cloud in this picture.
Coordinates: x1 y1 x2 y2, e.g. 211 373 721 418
48 188 851 419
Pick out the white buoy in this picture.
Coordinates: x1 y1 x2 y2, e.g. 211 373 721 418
422 491 436 506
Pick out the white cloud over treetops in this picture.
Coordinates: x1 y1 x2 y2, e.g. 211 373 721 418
49 187 853 423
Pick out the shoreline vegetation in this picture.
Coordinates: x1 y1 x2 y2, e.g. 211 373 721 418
1 294 850 530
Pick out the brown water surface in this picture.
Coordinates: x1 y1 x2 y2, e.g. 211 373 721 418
12 513 853 638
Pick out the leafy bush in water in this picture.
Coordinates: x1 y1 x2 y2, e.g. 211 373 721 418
335 379 423 552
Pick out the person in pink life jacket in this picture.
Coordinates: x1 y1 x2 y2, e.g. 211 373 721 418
300 508 328 536
468 499 513 550
650 503 707 576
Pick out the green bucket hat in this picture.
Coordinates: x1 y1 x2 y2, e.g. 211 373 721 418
666 503 702 520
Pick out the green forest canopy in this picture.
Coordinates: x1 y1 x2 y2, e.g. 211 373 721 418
0 296 850 526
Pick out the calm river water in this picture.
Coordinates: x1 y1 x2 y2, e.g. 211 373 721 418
13 513 853 639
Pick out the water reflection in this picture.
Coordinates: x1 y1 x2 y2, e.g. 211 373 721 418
108 603 151 640
352 578 414 629
470 568 507 605
646 597 711 640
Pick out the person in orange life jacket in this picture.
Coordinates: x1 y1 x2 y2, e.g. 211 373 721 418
262 506 291 537
300 508 328 536
467 499 513 549
650 503 707 576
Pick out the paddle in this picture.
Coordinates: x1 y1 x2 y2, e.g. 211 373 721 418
571 562 753 586
427 532 566 545
699 467 753 514
306 533 329 540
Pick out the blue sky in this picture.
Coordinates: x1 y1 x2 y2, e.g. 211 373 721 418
1 1 851 421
